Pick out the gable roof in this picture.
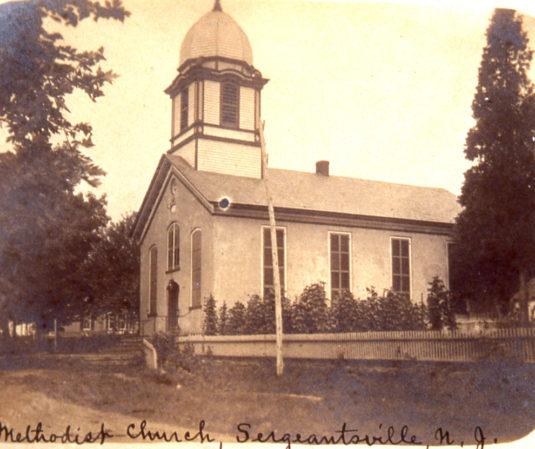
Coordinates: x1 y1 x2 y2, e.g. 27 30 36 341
133 154 461 243
168 155 460 221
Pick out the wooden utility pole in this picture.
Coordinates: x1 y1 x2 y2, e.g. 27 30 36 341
259 121 284 376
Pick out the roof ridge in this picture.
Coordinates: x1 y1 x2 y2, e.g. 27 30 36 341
266 166 456 194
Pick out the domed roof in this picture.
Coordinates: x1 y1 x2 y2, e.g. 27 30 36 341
179 3 253 67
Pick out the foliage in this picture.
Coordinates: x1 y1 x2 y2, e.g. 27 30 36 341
244 294 266 334
202 295 218 336
202 281 434 335
166 342 198 374
290 283 335 333
150 332 175 367
426 277 457 331
83 212 139 317
455 8 535 322
218 302 228 335
0 0 129 332
350 288 427 332
226 302 246 335
331 290 362 332
150 333 198 374
0 149 109 329
0 0 129 151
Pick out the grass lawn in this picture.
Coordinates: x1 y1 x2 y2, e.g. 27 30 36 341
0 339 534 445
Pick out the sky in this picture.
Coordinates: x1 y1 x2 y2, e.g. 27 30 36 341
27 0 535 219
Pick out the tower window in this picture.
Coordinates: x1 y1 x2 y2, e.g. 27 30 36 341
221 82 239 128
180 90 189 131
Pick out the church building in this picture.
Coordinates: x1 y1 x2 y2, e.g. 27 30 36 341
132 0 460 336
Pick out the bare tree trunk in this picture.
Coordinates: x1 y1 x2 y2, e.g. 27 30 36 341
519 270 530 326
259 121 284 376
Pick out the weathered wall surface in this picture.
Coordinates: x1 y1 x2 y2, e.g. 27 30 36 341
139 171 214 336
211 215 451 307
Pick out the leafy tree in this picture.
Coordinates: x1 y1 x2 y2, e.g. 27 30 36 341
1 0 129 151
0 1 129 334
455 8 535 324
83 213 139 318
0 149 109 331
426 277 457 331
202 295 218 336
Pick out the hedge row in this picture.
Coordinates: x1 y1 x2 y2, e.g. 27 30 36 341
203 278 456 335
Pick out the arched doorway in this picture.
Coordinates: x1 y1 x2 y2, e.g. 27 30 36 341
167 280 180 333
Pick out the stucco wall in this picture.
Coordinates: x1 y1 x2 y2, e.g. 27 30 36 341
139 171 214 336
139 173 451 336
211 215 450 308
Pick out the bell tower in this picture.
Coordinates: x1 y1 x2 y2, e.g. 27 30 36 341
165 0 269 179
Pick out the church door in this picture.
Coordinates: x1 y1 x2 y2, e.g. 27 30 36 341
167 281 179 333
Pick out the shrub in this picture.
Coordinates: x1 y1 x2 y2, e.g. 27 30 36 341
290 282 335 333
226 301 246 335
426 276 457 331
242 293 292 334
202 294 218 335
201 283 433 335
331 290 363 332
150 332 175 366
218 302 228 335
355 287 426 331
244 295 267 334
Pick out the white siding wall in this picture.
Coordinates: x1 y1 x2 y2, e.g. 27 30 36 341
172 95 180 137
204 125 255 142
197 139 261 178
240 87 255 130
171 127 195 149
174 140 196 167
204 80 220 125
188 83 195 126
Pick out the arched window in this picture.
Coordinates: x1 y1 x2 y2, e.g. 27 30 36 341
191 229 202 308
167 223 180 271
149 246 158 316
220 82 239 128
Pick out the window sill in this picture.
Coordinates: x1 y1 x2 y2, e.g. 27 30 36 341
147 313 157 318
166 267 181 274
189 305 202 311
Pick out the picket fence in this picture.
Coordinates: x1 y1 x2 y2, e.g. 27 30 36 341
177 328 535 363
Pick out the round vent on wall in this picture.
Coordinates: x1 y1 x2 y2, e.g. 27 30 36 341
218 197 231 211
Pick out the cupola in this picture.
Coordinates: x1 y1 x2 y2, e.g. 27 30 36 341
179 0 253 68
165 0 269 179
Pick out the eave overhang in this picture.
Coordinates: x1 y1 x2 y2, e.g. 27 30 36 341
165 57 269 98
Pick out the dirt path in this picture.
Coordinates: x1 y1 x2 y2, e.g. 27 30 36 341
1 338 535 446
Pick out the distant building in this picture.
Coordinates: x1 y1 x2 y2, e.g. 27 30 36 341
132 1 460 336
61 312 138 336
